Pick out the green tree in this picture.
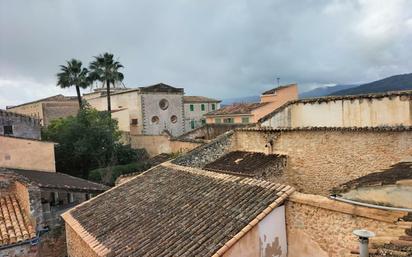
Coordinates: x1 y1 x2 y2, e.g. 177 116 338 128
42 107 138 178
88 53 124 115
57 59 90 109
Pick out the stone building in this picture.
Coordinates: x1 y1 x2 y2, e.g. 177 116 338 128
84 83 186 137
0 168 108 257
0 134 108 257
205 84 298 125
183 96 221 131
62 163 294 257
172 126 412 256
0 109 41 140
6 94 79 126
259 90 412 128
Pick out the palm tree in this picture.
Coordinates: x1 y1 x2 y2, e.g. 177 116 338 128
88 53 124 115
57 59 90 109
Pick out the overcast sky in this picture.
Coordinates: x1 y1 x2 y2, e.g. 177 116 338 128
1 0 412 108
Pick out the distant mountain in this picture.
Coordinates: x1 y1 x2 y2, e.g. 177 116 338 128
330 73 412 96
299 84 358 98
221 95 260 106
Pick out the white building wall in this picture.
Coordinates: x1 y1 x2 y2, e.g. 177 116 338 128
262 95 412 128
184 102 220 132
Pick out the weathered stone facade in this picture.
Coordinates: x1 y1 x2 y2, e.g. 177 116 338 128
286 192 409 257
172 131 234 167
0 110 41 139
233 128 412 195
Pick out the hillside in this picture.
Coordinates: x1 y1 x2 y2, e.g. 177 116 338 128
299 84 358 98
330 73 412 96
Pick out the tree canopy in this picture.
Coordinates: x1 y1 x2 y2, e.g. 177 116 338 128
57 59 90 109
42 107 138 178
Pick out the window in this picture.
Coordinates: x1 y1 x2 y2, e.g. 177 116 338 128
67 193 74 203
151 116 159 124
3 125 13 135
215 118 221 124
159 99 169 110
223 118 234 124
86 193 93 200
190 104 194 111
130 118 138 125
201 104 205 111
212 103 216 110
201 119 206 125
170 115 178 123
191 120 195 129
242 117 250 124
51 192 59 206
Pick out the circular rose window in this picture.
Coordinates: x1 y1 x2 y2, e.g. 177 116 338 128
151 116 159 124
159 99 169 110
170 115 177 123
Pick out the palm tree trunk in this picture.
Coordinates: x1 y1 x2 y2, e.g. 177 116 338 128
75 85 82 109
106 80 112 116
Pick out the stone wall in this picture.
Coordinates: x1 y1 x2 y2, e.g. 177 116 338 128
261 92 412 128
131 134 201 157
233 128 412 195
0 110 41 139
42 102 79 126
178 123 248 141
65 224 99 257
172 131 234 168
286 192 408 257
0 244 39 257
0 136 56 172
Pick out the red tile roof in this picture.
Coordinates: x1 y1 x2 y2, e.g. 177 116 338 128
0 194 36 246
206 102 267 116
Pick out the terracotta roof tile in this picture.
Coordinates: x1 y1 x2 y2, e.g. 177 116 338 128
62 163 294 257
183 96 221 103
0 194 36 246
206 102 268 116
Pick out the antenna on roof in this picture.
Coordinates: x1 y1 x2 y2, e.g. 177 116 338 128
276 77 280 87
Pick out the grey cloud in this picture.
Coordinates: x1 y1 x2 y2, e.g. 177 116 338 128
1 0 412 107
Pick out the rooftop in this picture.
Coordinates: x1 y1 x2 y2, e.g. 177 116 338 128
204 151 286 177
62 163 294 257
183 96 221 103
261 83 297 95
205 102 268 116
258 90 412 123
332 161 412 194
0 194 36 247
6 94 77 109
1 168 109 193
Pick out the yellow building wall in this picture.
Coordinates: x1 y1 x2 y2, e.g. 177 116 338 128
0 136 56 172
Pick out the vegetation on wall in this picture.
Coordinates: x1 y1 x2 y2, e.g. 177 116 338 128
89 162 151 186
42 107 146 179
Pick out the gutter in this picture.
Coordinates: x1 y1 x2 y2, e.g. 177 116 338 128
0 227 49 251
329 195 412 212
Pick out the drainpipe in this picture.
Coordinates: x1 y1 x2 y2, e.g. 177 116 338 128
329 195 412 212
353 229 375 257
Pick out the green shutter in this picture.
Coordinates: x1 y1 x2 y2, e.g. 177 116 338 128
190 104 194 111
212 104 216 110
201 104 205 111
242 117 249 123
191 120 195 129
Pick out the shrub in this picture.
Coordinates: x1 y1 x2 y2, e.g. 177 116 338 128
89 162 151 185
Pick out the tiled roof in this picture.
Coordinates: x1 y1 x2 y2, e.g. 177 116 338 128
204 151 286 177
258 90 412 123
1 168 109 193
6 94 77 109
205 102 268 116
261 83 297 95
139 83 184 93
62 163 294 257
238 126 412 132
332 161 412 194
0 194 36 246
183 96 221 103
